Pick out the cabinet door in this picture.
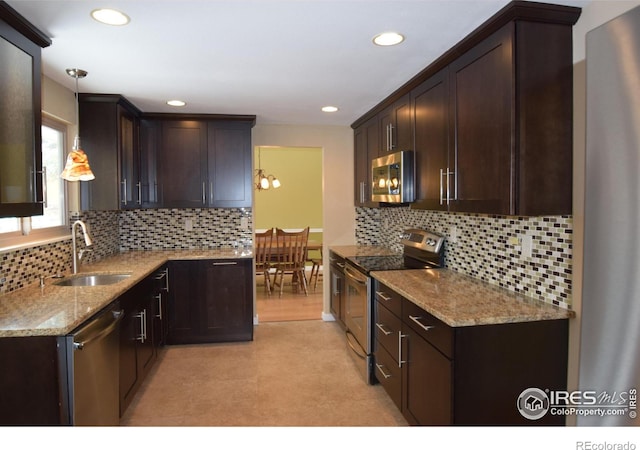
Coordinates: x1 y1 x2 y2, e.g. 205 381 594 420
449 25 513 215
353 116 379 207
411 69 450 211
0 21 44 218
206 122 252 207
200 259 253 342
166 260 200 344
119 285 140 416
402 324 452 425
158 120 207 208
119 106 140 208
378 93 412 153
139 119 159 207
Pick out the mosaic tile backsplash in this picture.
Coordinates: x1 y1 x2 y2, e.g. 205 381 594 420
356 206 573 310
0 208 252 295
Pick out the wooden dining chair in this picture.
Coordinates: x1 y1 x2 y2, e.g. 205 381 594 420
272 227 310 297
308 246 323 291
254 228 274 295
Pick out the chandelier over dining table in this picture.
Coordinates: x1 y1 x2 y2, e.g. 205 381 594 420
255 146 281 191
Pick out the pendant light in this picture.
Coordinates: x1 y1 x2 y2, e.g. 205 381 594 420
254 147 281 191
60 68 95 181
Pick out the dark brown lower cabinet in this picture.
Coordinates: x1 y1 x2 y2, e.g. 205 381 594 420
167 259 253 344
373 280 569 426
0 336 67 425
119 276 157 416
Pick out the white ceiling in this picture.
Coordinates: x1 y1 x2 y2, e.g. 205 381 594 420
7 0 586 126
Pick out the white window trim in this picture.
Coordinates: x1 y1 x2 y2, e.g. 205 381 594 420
0 116 71 253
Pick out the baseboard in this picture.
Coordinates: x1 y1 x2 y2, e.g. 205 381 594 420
322 312 336 322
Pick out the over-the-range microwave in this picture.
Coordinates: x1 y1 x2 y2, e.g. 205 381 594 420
371 150 415 203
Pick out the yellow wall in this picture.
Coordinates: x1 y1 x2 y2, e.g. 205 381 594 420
254 146 322 232
252 124 355 319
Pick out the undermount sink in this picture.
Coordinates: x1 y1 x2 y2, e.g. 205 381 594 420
53 273 132 287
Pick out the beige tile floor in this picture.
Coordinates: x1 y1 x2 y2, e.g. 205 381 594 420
120 320 408 427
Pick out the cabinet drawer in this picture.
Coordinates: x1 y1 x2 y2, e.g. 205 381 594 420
375 301 401 359
373 345 402 410
403 298 453 359
374 281 402 316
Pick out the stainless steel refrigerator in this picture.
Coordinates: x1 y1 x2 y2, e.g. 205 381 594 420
579 5 640 426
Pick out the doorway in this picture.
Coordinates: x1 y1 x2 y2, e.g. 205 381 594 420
253 146 323 322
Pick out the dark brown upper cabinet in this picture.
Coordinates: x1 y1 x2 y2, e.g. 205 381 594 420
154 115 255 209
353 115 380 207
378 93 412 154
0 3 51 218
353 1 581 216
78 94 142 211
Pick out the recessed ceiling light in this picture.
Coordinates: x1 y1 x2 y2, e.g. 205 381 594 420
373 32 405 46
91 8 130 26
322 106 339 113
167 100 186 107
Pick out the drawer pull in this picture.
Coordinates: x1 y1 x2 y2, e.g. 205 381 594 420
376 322 392 336
375 291 392 302
398 332 408 368
409 315 435 332
375 363 392 379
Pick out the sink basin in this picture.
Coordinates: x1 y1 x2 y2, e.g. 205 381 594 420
53 273 132 287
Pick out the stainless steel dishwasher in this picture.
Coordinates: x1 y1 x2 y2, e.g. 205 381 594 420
64 303 123 426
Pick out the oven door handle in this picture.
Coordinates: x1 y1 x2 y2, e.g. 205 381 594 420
346 331 367 359
345 265 367 285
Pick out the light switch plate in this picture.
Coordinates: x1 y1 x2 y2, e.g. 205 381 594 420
185 218 193 231
521 234 533 258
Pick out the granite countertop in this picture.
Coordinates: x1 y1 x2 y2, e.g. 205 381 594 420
0 249 252 338
371 269 575 327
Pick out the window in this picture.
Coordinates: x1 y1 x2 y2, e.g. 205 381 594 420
0 116 68 248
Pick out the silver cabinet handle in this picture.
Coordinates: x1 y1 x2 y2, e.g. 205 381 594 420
337 262 345 269
376 322 392 336
398 331 408 367
376 363 392 379
153 268 169 291
136 182 142 205
41 167 48 208
121 178 128 205
439 168 444 206
331 273 341 296
359 181 365 204
446 168 451 205
375 291 392 302
135 309 147 343
388 123 395 151
409 314 435 332
212 261 238 266
155 294 163 320
202 182 206 205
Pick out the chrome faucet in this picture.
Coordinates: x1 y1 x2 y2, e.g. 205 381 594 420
72 220 93 274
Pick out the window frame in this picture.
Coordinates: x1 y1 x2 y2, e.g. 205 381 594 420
0 115 70 251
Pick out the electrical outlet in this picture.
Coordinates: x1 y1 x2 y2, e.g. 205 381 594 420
449 225 458 243
185 218 193 231
240 217 249 229
521 234 533 258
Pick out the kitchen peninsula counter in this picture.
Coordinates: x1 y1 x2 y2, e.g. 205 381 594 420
0 249 252 338
372 268 574 327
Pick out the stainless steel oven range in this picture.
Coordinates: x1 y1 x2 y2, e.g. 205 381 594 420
343 229 445 384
